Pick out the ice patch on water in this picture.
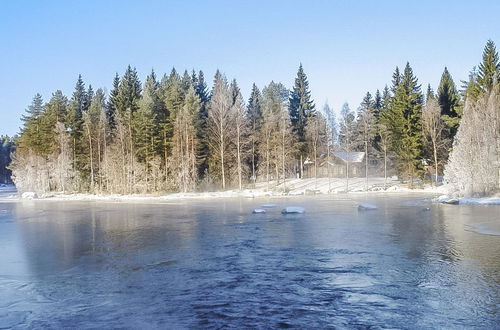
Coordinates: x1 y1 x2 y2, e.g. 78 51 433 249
465 222 500 236
0 311 29 328
357 203 377 211
260 204 277 208
281 206 305 214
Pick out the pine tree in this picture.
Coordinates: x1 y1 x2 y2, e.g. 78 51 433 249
477 39 500 92
288 64 316 176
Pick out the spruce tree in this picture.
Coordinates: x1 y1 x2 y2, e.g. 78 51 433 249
117 65 142 115
373 89 382 119
381 85 391 111
477 39 500 92
66 75 88 174
107 73 120 129
247 83 262 184
181 70 192 96
288 64 316 175
385 62 424 186
66 74 86 132
391 67 401 93
426 84 435 101
19 93 46 154
437 67 462 137
230 79 240 107
163 68 183 120
192 70 210 178
46 90 68 125
134 73 162 189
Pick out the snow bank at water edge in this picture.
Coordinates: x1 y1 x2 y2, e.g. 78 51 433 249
7 177 450 203
435 195 500 205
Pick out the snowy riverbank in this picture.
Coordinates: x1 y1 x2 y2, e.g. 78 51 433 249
11 177 450 203
436 195 500 205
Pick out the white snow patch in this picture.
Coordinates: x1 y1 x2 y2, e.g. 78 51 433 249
458 197 500 205
5 177 450 203
21 192 37 200
435 195 500 205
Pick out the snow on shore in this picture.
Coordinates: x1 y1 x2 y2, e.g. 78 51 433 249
435 194 500 205
11 177 449 203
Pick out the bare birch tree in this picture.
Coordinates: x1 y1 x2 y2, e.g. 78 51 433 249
232 91 248 190
207 71 233 189
422 97 448 186
339 103 356 192
172 86 200 192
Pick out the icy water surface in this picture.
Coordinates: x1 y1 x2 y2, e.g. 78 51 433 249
0 193 499 329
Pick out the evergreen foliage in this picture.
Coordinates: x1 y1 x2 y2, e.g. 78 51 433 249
289 64 316 160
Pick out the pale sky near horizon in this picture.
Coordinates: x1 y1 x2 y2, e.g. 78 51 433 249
1 0 499 136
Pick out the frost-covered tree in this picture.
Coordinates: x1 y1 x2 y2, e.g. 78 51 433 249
444 83 500 196
305 112 327 186
231 91 248 190
172 86 200 192
356 92 378 190
259 81 289 189
274 102 295 191
339 103 356 192
422 97 448 186
207 71 233 189
323 103 337 191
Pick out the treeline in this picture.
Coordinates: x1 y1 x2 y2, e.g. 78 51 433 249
0 136 14 184
10 41 500 196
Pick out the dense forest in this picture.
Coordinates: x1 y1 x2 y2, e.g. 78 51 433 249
9 41 500 196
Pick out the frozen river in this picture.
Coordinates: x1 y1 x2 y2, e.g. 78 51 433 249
0 193 499 328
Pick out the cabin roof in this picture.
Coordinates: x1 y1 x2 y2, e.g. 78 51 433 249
332 151 365 163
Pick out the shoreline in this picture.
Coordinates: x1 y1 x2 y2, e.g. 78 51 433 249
4 177 499 205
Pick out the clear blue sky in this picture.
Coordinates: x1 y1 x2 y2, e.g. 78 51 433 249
1 0 499 136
